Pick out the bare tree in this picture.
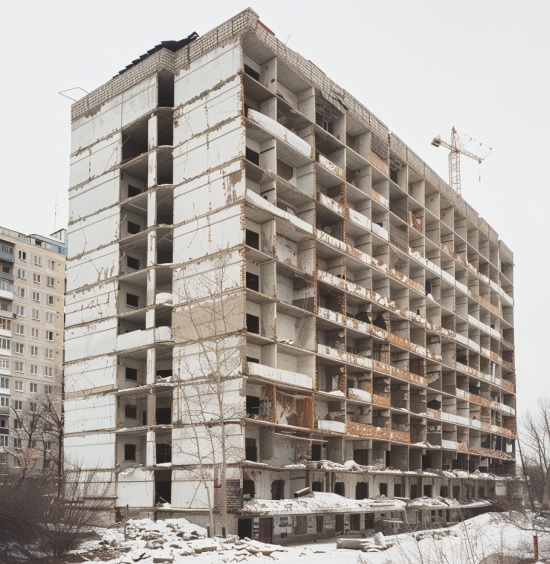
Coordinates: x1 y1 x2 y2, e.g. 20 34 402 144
172 249 246 535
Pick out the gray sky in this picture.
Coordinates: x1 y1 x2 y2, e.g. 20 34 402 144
0 0 547 415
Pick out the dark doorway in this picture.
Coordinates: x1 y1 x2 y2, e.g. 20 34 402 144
259 518 273 543
238 518 253 539
334 482 345 496
243 479 255 498
312 481 323 492
335 514 344 534
156 407 171 424
271 480 285 500
379 483 388 496
156 443 172 464
410 484 418 499
356 482 369 500
154 470 171 504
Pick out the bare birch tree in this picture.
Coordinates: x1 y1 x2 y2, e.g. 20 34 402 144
172 248 246 535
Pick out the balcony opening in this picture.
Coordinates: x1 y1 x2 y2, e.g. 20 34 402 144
246 395 260 418
156 443 172 464
356 482 369 500
245 438 258 462
311 444 322 461
246 147 260 166
246 272 260 291
246 314 260 334
244 64 260 81
126 256 140 270
125 367 138 382
156 407 171 425
246 229 260 249
154 470 172 504
125 405 137 419
128 185 142 198
158 71 174 108
334 482 345 496
271 479 285 500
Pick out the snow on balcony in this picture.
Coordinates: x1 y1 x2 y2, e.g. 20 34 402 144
247 109 311 158
246 362 312 390
317 419 346 434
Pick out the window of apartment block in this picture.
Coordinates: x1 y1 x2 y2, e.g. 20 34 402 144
47 295 54 306
15 381 23 392
30 402 37 412
356 482 369 500
350 514 361 531
127 221 141 235
46 276 55 287
14 400 23 411
13 419 22 430
124 444 137 461
45 330 54 341
14 438 22 449
0 436 8 447
379 483 388 496
31 327 39 338
0 338 10 352
246 314 260 334
14 361 23 373
125 367 138 381
126 294 139 308
15 323 24 335
15 343 24 354
0 359 8 371
245 229 260 249
33 273 41 284
16 305 25 317
44 441 51 451
45 312 55 323
127 256 140 270
30 346 38 357
18 251 26 261
18 288 26 299
31 309 39 320
125 405 137 419
0 318 11 331
34 256 42 267
32 291 40 303
30 365 38 376
0 377 8 389
16 269 26 279
47 259 55 269
45 348 53 360
44 366 53 377
30 383 38 393
44 385 52 395
0 453 7 465
0 396 9 408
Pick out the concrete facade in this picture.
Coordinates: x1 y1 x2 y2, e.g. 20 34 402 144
65 9 517 539
0 227 66 472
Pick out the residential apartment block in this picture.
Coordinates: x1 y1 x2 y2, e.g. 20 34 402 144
65 9 517 539
0 227 66 471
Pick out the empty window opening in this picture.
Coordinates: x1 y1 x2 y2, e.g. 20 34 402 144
394 484 402 497
128 185 142 198
295 516 307 535
156 407 171 425
271 479 285 500
243 479 255 498
453 485 460 499
124 443 136 461
125 405 137 419
127 221 141 235
246 147 260 166
334 482 345 496
423 484 433 497
238 518 253 539
126 293 139 308
158 72 175 108
244 64 260 81
335 514 344 534
127 256 140 270
156 443 172 464
311 444 322 461
246 395 260 418
316 515 324 533
245 438 257 461
365 513 375 529
350 514 361 531
354 449 369 465
440 485 448 498
410 484 418 499
246 229 260 249
154 470 172 504
379 483 388 496
277 159 293 181
246 314 260 334
312 481 323 492
356 482 369 500
125 367 138 381
246 272 260 291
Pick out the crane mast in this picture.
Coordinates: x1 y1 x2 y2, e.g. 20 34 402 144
431 127 491 195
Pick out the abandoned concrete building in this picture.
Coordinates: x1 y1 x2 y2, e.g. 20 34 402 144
65 8 518 541
0 226 66 471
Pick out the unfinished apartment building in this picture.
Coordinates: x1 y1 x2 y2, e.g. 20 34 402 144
65 9 517 536
0 227 66 471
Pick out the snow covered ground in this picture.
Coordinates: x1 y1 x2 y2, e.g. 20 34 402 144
78 512 550 563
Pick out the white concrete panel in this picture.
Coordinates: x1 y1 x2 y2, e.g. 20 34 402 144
173 163 245 224
68 208 119 257
70 134 121 187
65 394 116 433
64 433 115 468
64 356 117 394
66 283 117 326
69 171 119 221
172 471 211 510
174 79 241 145
172 205 243 263
66 245 119 291
65 318 118 363
175 42 241 106
117 468 154 507
173 121 244 184
121 75 158 127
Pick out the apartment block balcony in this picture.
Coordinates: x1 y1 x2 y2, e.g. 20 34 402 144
245 361 313 390
0 250 14 263
116 326 173 352
317 419 346 434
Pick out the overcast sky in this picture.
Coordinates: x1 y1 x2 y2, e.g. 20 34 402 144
0 0 547 415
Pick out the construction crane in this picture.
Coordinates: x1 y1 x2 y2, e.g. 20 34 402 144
431 127 491 195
